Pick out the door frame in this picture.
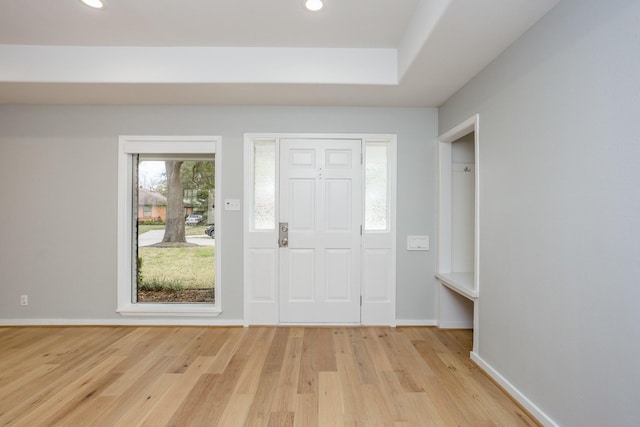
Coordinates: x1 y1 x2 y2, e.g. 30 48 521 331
243 133 397 326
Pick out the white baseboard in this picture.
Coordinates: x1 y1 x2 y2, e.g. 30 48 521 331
438 320 473 329
1 318 439 328
470 351 558 427
0 318 244 327
395 319 438 326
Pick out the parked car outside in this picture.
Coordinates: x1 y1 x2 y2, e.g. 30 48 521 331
185 214 203 225
205 224 215 238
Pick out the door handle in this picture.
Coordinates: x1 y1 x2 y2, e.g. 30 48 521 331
279 222 289 248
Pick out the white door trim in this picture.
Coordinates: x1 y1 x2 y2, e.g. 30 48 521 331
243 133 397 326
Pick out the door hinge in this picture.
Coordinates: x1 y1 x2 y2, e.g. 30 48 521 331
360 225 363 235
360 295 363 306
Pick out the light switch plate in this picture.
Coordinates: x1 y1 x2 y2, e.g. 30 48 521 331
407 235 429 251
224 199 241 211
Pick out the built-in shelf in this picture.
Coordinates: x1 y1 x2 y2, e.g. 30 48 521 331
436 115 480 336
435 272 478 300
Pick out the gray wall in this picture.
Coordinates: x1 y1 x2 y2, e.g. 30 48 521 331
0 106 438 323
439 0 640 425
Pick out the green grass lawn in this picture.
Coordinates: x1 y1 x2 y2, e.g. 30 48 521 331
185 225 208 236
138 246 214 289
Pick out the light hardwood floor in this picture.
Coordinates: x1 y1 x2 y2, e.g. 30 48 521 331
0 326 539 426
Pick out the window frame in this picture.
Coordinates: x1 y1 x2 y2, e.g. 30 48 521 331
117 135 222 317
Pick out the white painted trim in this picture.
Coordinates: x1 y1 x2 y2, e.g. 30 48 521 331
278 323 362 327
116 304 221 317
471 352 559 427
395 319 438 327
438 115 479 143
0 318 244 327
436 272 479 299
117 135 222 317
1 318 447 328
244 133 398 142
119 135 219 153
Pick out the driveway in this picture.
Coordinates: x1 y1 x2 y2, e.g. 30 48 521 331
138 229 215 247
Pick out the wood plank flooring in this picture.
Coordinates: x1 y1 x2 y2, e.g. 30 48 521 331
0 326 539 426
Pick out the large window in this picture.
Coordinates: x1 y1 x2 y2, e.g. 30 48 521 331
118 136 221 317
136 158 215 304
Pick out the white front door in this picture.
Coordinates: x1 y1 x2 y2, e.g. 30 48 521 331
279 139 362 323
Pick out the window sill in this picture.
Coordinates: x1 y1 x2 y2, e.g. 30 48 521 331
117 303 222 317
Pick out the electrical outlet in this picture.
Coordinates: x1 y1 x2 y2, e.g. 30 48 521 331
20 295 28 306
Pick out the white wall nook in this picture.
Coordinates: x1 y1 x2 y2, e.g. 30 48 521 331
436 116 479 346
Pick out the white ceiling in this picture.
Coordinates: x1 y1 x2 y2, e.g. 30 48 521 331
0 0 420 48
0 0 560 106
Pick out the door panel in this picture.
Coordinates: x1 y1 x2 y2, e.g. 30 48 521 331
290 179 315 230
289 249 315 301
325 249 351 301
279 138 361 323
290 149 316 168
326 149 352 168
247 249 277 301
325 179 351 230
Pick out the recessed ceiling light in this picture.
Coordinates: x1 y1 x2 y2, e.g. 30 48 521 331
304 0 323 12
81 0 104 9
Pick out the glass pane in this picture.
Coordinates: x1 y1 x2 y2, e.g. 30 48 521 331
135 159 215 303
253 141 276 230
365 143 388 231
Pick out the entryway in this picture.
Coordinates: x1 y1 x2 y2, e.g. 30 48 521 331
244 134 397 326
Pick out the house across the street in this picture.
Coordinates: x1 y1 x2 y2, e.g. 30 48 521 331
137 187 166 222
